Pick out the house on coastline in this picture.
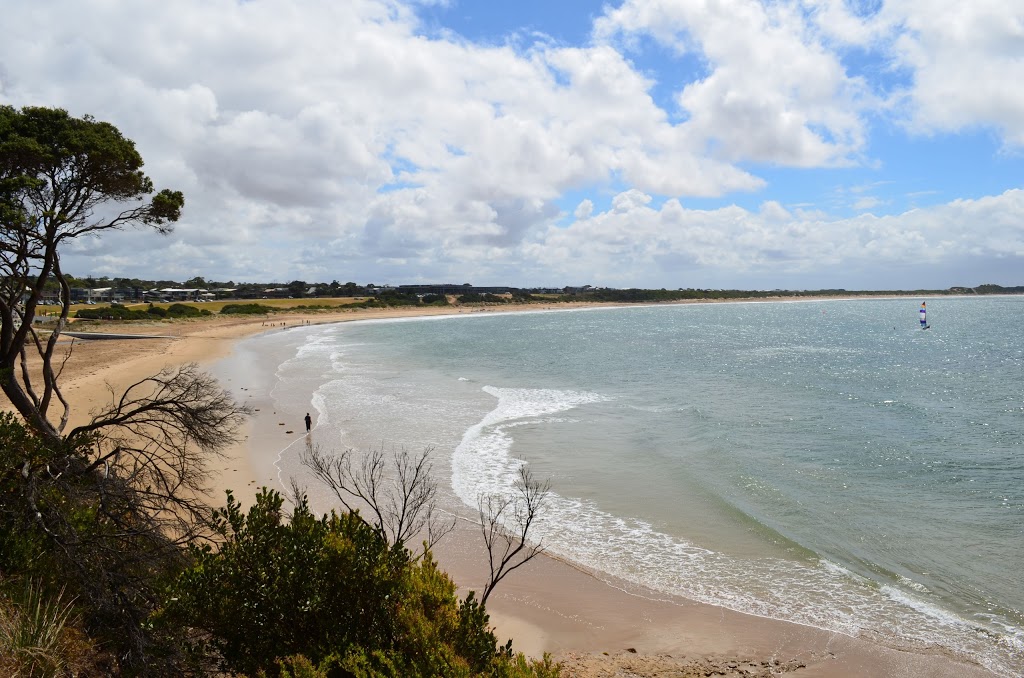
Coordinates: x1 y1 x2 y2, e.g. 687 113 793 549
144 288 213 302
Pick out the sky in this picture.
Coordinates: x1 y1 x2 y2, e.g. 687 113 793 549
1 0 1022 290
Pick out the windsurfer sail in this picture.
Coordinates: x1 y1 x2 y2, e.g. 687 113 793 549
919 302 929 329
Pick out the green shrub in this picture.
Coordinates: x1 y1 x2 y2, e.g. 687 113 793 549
165 489 560 677
74 305 150 320
0 417 558 677
0 415 51 576
420 294 449 306
165 303 211 318
220 303 277 315
0 414 191 673
458 293 510 304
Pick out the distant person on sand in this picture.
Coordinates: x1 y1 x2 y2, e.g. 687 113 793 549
304 412 312 433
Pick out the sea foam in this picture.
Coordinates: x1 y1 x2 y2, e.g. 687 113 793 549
451 382 1023 677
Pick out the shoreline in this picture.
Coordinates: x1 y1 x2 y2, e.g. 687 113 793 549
44 299 998 677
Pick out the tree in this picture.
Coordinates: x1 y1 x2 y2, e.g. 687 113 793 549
0 105 185 444
0 107 247 670
300 444 456 557
477 466 551 605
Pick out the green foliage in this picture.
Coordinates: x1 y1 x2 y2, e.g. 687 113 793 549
165 488 559 677
342 289 454 309
220 303 279 315
0 415 51 575
562 288 712 303
457 293 508 304
491 653 562 678
0 413 190 673
454 591 505 673
0 413 559 676
72 302 207 320
267 653 332 678
265 651 561 678
166 303 211 317
0 105 183 233
74 304 143 320
375 290 422 306
420 293 450 306
974 284 1024 294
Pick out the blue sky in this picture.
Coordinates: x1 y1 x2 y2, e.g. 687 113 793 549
1 0 1022 290
417 1 607 45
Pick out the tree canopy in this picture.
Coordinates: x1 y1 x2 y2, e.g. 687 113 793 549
0 105 184 442
0 109 248 672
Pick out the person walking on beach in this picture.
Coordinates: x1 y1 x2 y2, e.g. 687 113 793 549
304 412 312 433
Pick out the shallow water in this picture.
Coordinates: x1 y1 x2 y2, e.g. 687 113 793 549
221 297 1024 676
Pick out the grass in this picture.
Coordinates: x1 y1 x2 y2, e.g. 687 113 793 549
0 579 84 678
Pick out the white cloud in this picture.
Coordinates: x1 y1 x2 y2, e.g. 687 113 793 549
0 0 783 279
884 0 1024 146
594 0 872 166
611 189 653 212
759 200 792 222
522 188 1024 288
574 199 594 220
0 0 1020 289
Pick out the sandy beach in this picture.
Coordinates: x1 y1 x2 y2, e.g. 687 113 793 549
39 302 997 678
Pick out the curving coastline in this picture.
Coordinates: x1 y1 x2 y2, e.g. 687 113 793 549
45 300 1000 678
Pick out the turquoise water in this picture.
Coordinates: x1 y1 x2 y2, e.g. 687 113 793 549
230 297 1024 676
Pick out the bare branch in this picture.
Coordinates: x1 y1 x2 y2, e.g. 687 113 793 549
477 465 551 605
68 363 249 453
300 443 455 557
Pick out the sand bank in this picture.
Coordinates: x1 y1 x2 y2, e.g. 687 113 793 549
41 302 996 678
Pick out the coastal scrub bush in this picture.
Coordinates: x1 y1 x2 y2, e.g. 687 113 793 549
74 305 151 320
420 293 449 306
72 302 210 320
374 290 421 306
166 303 212 318
457 293 509 304
344 290 451 309
220 303 278 315
0 411 190 670
165 488 560 677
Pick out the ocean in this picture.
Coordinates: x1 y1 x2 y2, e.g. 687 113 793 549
214 297 1024 676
